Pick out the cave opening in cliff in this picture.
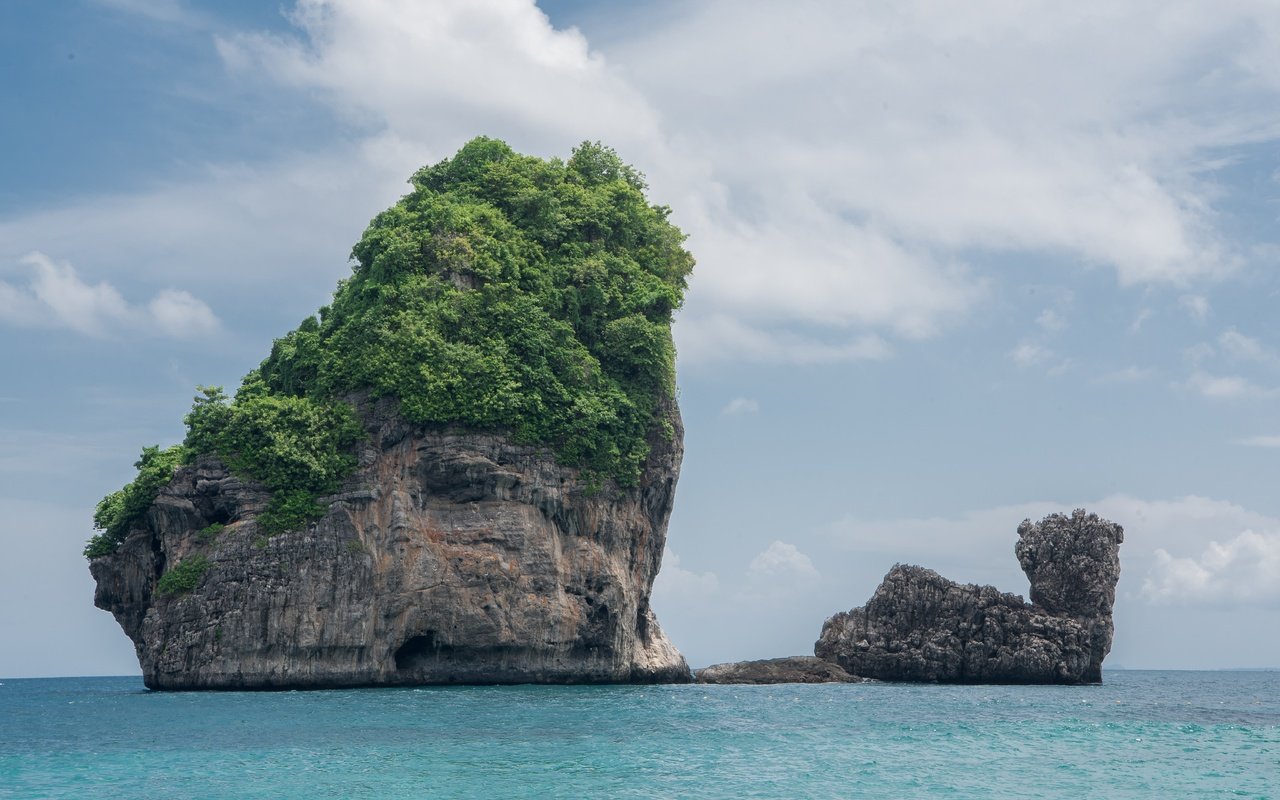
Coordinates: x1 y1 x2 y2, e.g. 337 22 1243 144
394 632 439 671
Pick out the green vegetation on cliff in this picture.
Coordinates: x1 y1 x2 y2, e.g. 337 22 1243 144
85 445 187 558
156 555 211 596
259 137 692 479
85 138 692 558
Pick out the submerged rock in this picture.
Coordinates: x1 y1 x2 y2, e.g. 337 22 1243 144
696 656 865 684
91 397 691 689
814 509 1123 684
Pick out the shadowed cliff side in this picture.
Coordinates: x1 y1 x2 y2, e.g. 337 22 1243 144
815 510 1123 684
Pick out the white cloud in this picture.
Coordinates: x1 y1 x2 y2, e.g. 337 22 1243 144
1097 366 1156 383
1144 530 1280 607
1185 371 1273 400
676 315 892 365
614 0 1276 288
721 397 759 416
9 0 1280 365
215 0 660 155
212 0 1280 364
677 209 983 341
1129 307 1153 333
1218 328 1277 365
0 252 219 339
0 151 397 313
0 252 129 335
1235 435 1280 447
148 290 221 338
747 541 820 582
1185 341 1216 366
1036 308 1066 332
1179 294 1211 323
1010 342 1051 368
652 548 719 600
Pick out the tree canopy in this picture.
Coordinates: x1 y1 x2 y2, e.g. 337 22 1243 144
86 138 693 557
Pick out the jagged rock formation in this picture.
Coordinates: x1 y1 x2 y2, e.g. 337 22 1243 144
91 397 691 689
814 510 1123 684
696 656 865 684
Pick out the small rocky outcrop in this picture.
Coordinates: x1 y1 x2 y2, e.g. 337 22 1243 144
696 656 865 684
814 510 1122 684
91 397 691 689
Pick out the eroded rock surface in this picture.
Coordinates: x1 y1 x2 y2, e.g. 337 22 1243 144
91 397 691 689
814 510 1122 684
696 656 865 684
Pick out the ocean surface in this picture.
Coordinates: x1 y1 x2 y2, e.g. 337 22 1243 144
1 671 1276 799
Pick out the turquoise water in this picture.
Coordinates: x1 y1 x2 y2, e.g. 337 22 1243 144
1 672 1276 798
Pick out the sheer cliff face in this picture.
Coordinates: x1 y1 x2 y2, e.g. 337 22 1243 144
815 510 1123 685
90 398 690 689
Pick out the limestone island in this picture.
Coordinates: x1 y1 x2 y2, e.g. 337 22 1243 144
698 510 1122 685
87 138 694 689
816 510 1123 684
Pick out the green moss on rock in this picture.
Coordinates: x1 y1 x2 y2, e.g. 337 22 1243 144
156 555 211 596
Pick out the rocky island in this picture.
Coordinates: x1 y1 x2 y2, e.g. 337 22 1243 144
815 510 1123 684
87 138 694 689
696 656 865 684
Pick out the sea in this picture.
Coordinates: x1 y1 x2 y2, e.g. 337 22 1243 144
1 671 1276 799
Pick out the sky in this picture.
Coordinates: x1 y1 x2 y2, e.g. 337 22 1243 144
3 0 1280 677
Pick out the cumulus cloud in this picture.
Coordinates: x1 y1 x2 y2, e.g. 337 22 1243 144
747 541 820 582
1179 294 1211 323
1144 530 1280 607
1234 435 1280 447
7 0 1280 365
148 289 221 338
721 397 759 416
215 0 660 155
652 548 719 600
1010 342 1051 368
1036 308 1066 332
676 315 892 365
1184 371 1274 400
0 252 129 335
1217 328 1277 365
0 252 219 338
221 0 989 350
1184 341 1215 366
1129 308 1154 333
214 0 1280 363
614 0 1274 287
1097 366 1156 383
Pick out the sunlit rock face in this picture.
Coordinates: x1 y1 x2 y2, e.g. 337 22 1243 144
815 510 1123 685
91 397 691 689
